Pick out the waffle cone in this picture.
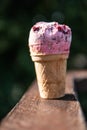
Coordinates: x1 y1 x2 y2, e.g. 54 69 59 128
31 54 68 99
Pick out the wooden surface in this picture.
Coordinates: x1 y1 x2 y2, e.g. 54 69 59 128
0 71 87 130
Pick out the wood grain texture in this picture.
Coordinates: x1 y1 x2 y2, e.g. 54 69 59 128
0 71 87 130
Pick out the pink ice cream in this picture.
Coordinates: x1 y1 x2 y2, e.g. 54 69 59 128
29 22 72 55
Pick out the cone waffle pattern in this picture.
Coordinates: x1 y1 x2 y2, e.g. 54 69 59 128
34 59 67 98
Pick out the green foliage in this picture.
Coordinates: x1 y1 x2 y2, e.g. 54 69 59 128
0 0 87 120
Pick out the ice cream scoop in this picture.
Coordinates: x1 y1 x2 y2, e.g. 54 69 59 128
28 21 72 99
29 22 71 56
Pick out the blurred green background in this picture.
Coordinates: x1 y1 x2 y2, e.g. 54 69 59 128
0 0 87 121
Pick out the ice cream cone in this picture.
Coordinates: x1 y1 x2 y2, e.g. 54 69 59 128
28 22 72 99
31 54 68 98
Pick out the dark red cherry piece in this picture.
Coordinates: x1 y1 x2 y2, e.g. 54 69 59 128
33 26 40 31
58 26 63 32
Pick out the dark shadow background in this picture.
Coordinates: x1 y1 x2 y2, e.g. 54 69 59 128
0 0 87 120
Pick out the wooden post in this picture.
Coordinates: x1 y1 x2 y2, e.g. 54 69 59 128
0 71 86 130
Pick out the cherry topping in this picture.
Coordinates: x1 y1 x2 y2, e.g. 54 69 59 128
63 25 66 30
58 26 63 32
64 48 68 51
54 22 58 27
67 29 71 34
33 26 40 31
